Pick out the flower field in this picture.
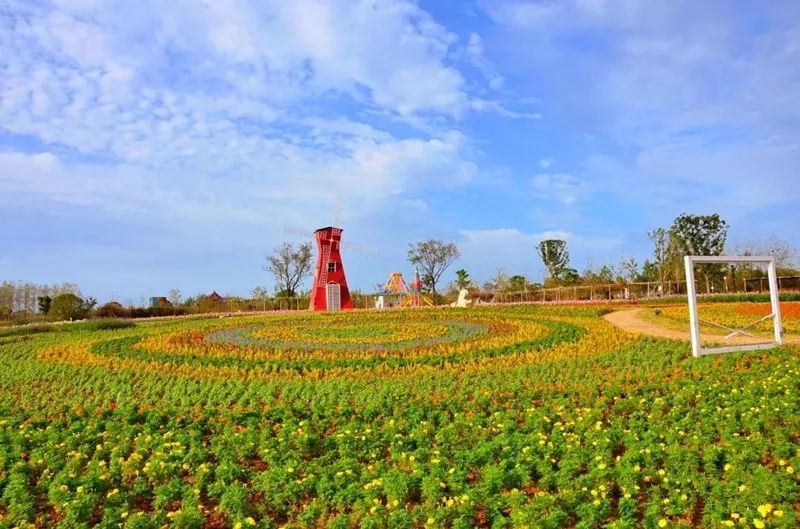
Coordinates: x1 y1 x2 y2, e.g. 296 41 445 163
0 305 798 529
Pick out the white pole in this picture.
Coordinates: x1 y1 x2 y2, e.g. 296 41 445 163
767 258 783 346
684 256 702 357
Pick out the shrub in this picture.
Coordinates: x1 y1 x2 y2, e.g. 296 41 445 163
0 323 56 338
96 301 129 318
73 320 136 331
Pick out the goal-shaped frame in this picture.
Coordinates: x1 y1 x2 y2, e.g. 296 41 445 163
684 255 783 357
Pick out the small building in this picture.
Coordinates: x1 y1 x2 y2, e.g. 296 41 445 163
206 291 223 303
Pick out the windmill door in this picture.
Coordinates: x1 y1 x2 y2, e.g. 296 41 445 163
326 283 341 311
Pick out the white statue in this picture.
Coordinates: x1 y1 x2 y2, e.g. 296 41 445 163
450 289 473 308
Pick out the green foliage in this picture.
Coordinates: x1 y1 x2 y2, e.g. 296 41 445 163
37 295 52 315
72 319 136 331
50 293 95 321
669 212 729 256
536 240 570 279
454 269 471 290
0 323 56 338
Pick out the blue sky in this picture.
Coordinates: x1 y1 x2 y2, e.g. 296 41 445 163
1 0 799 303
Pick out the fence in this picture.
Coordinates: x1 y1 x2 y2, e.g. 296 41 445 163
744 276 800 292
494 280 689 304
492 276 800 305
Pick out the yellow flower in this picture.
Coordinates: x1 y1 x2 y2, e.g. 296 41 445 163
658 519 668 528
757 504 772 517
753 519 765 529
786 466 795 474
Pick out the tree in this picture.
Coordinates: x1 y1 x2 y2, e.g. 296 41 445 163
407 240 460 303
37 295 52 315
454 269 472 290
596 265 615 284
264 242 313 298
637 260 659 283
669 213 728 256
537 240 570 279
507 275 527 292
167 289 182 315
554 267 580 284
669 213 729 293
648 227 671 288
617 257 639 283
735 238 799 270
50 293 94 321
485 267 510 292
251 286 269 311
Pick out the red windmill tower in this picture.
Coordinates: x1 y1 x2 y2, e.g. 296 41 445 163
308 227 353 311
285 221 375 312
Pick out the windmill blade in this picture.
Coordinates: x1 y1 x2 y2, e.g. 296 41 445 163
284 224 315 238
333 194 342 228
341 241 379 255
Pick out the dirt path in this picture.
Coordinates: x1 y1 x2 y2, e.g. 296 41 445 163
603 308 800 345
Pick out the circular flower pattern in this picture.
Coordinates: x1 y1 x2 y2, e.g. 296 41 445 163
36 308 617 381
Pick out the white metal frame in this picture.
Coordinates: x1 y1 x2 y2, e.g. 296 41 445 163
684 255 783 357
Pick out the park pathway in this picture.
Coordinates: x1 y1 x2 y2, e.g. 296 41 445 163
603 308 800 345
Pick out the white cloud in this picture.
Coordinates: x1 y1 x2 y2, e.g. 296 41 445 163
532 172 585 205
0 0 493 232
482 0 800 229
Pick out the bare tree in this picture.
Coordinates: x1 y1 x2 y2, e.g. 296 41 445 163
251 286 269 311
264 242 313 297
735 238 798 270
648 227 671 288
408 240 460 303
168 288 182 315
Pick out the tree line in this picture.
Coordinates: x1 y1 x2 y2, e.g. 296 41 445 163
261 212 799 305
4 212 798 321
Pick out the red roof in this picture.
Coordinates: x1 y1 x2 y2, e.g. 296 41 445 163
206 291 223 302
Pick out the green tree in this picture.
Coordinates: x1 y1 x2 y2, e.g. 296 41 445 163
669 213 729 292
537 240 570 279
596 265 615 284
37 295 52 315
637 260 659 283
454 269 472 290
50 293 94 321
617 257 639 283
507 275 527 292
264 242 314 297
407 240 460 304
554 267 580 284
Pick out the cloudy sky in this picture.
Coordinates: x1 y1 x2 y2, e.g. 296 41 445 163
1 0 799 302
